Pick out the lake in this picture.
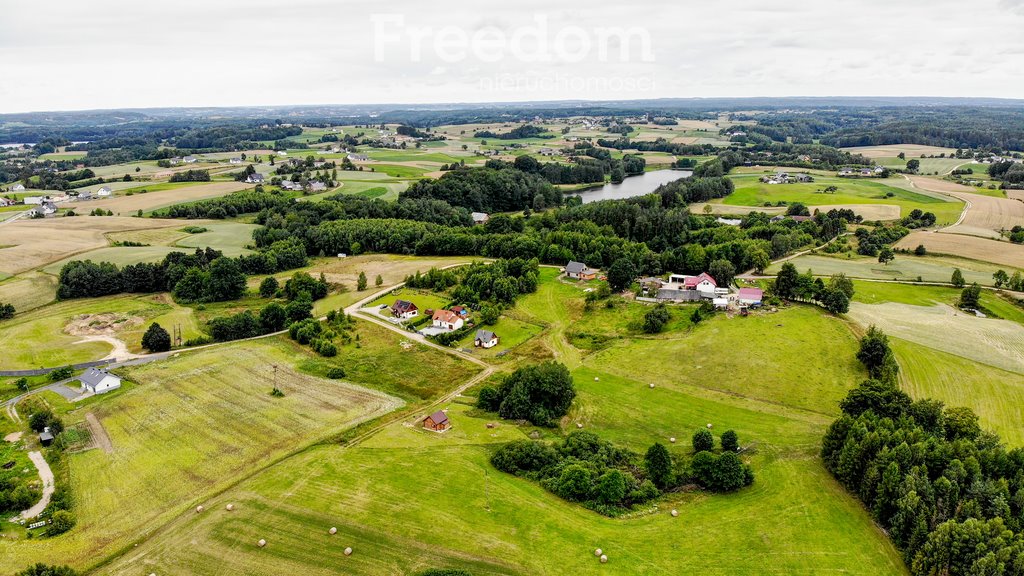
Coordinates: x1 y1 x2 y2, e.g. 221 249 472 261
569 169 692 203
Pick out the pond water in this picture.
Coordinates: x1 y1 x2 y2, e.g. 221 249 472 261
568 169 692 203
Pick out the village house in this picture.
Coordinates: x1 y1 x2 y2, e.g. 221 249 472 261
96 186 112 197
79 368 122 394
30 201 58 217
471 212 490 225
737 287 764 306
10 183 25 192
280 180 301 191
246 173 265 184
391 299 419 320
565 261 597 281
229 157 243 164
347 153 368 162
422 409 450 432
538 147 557 156
22 196 44 205
308 181 327 192
475 329 499 349
183 156 198 164
684 272 718 297
432 309 464 332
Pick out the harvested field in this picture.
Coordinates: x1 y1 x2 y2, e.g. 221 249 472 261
814 204 900 221
895 232 1024 269
67 181 251 215
847 301 1024 375
0 216 184 275
905 175 1024 238
0 271 58 312
688 203 785 216
842 144 956 158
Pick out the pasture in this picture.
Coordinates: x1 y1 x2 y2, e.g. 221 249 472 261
722 173 962 223
93 305 907 576
0 337 408 573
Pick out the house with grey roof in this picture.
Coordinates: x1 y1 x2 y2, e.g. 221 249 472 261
564 261 596 280
475 329 499 349
79 368 121 394
471 212 489 225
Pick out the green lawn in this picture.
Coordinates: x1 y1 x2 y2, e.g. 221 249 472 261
367 289 450 319
723 173 962 224
454 315 544 358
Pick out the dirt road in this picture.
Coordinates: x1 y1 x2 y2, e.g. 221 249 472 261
20 451 55 520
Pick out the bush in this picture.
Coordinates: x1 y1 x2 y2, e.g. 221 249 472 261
15 564 78 576
259 276 279 298
46 510 76 536
326 367 346 379
642 304 671 334
48 366 74 382
720 430 739 452
692 428 714 452
141 323 171 352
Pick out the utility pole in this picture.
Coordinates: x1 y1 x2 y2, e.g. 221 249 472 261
272 364 278 391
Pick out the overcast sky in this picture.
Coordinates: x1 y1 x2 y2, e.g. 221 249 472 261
3 0 1024 113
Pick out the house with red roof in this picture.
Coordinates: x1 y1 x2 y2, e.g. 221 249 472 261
391 299 419 319
737 287 764 306
423 409 450 432
432 309 464 331
684 272 718 296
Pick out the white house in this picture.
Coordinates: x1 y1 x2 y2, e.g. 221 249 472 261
229 157 243 164
183 156 198 164
79 368 121 394
565 261 597 280
96 186 112 197
11 183 25 192
30 202 58 217
22 196 44 205
432 309 464 331
246 173 265 184
684 272 718 297
475 329 499 349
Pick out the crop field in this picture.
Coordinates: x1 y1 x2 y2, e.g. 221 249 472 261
722 174 962 223
902 175 1024 238
847 301 1024 375
170 221 258 252
892 338 1024 446
0 270 58 312
894 231 1024 269
76 181 252 214
768 253 1008 285
94 303 907 576
0 216 185 276
842 144 957 159
0 338 408 573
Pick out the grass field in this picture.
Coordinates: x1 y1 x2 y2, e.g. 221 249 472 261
0 271 58 312
722 174 962 224
0 337 408 573
768 253 1008 286
895 231 1024 269
893 338 1024 446
93 304 907 576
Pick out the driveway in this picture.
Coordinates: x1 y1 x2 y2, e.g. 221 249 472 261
49 383 84 401
20 451 55 520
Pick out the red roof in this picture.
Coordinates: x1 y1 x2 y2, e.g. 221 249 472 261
738 287 763 300
427 410 449 425
432 309 460 324
685 272 717 288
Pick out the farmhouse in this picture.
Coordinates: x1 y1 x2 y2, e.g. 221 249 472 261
737 287 764 306
96 186 112 197
30 201 58 217
475 329 499 348
246 173 265 184
10 183 25 192
79 368 122 394
183 156 198 164
565 261 597 281
432 309 464 331
422 410 450 432
391 299 419 319
471 212 490 225
280 180 302 191
347 153 369 161
308 181 327 192
539 147 557 156
229 157 243 164
684 272 718 297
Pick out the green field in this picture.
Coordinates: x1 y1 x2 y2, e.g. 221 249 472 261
0 337 414 572
723 173 962 223
91 302 907 576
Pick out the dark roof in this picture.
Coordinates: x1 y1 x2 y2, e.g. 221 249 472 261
392 299 417 312
476 329 496 341
80 368 119 387
565 261 589 274
427 410 449 425
39 431 54 442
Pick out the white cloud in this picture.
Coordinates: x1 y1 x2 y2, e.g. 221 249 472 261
0 0 1022 112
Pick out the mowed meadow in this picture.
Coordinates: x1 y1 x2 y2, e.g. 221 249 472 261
94 272 908 576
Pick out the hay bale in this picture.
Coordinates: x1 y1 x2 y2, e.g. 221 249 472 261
225 504 234 511
195 505 204 513
600 554 608 563
594 377 599 381
706 423 713 429
649 383 655 389
671 509 679 517
576 423 583 429
344 547 353 556
257 539 267 548
329 527 337 535
669 437 676 443
594 548 603 557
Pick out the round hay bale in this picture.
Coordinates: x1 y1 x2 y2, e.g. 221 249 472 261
600 554 608 563
195 505 204 513
669 437 676 443
649 383 655 389
344 547 353 556
576 423 583 429
257 539 267 548
594 377 599 381
706 423 713 429
671 509 679 517
225 503 234 511
594 548 603 557
329 527 337 535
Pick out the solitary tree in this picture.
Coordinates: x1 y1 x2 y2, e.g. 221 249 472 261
951 268 965 288
877 247 895 265
960 283 982 309
606 257 636 292
259 276 279 298
914 244 927 256
357 271 368 291
375 274 384 287
708 259 737 288
993 269 1008 288
141 323 171 352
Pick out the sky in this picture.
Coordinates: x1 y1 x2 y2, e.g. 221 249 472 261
2 0 1024 113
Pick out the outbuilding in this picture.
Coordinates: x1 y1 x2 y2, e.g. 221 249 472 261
423 410 450 432
737 287 764 306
